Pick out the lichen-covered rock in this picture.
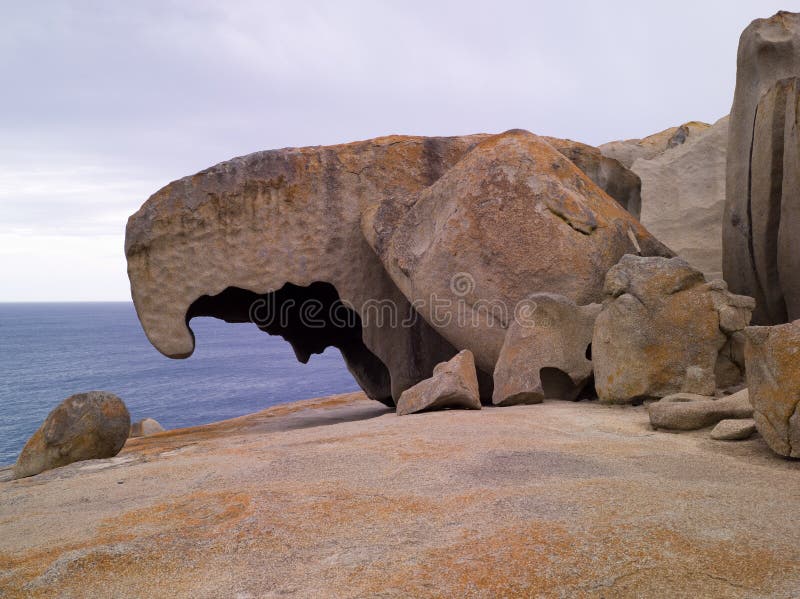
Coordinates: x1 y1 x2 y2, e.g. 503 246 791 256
724 11 800 325
632 116 728 281
648 389 753 431
129 418 165 438
396 350 481 416
593 256 754 404
744 321 800 457
492 293 600 406
599 121 711 168
14 392 131 479
363 130 672 374
711 418 757 441
544 136 642 218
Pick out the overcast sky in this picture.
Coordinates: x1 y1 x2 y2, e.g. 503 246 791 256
0 1 791 301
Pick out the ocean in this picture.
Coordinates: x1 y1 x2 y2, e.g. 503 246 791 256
0 302 361 466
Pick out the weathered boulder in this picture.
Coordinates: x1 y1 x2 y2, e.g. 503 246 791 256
129 418 165 438
363 130 673 374
711 418 757 441
744 321 800 457
593 256 754 404
632 116 728 281
14 392 130 479
396 350 481 416
492 293 601 406
647 389 753 431
723 11 800 325
544 136 642 218
599 121 711 168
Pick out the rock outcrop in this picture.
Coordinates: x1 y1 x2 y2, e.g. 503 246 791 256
395 350 481 416
363 130 672 374
492 293 600 406
593 256 754 404
647 389 753 431
544 136 642 218
599 121 711 169
129 418 165 438
632 116 728 281
711 418 757 441
723 11 800 325
14 391 130 479
744 321 800 457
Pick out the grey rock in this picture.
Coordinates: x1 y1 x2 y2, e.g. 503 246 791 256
396 350 481 416
129 418 166 438
711 418 757 441
648 389 753 431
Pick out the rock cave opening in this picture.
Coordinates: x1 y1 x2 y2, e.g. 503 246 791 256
186 282 394 406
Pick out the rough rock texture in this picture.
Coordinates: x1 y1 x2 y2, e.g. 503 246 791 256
632 116 729 281
544 136 642 218
492 293 601 406
129 418 165 438
363 130 673 373
593 256 754 404
2 393 800 597
648 389 753 431
396 350 481 416
711 418 757 441
744 321 800 457
724 11 800 325
13 391 131 479
599 121 711 168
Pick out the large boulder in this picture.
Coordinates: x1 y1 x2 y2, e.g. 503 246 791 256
647 389 753 431
632 116 729 281
492 293 601 406
395 350 481 416
593 255 754 404
723 11 800 325
599 121 711 169
544 136 642 218
744 321 800 457
14 392 131 479
362 130 673 374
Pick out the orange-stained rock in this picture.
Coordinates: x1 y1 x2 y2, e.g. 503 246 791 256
593 256 755 404
492 293 601 406
544 136 642 218
396 350 481 416
744 320 800 457
363 130 672 373
14 391 130 479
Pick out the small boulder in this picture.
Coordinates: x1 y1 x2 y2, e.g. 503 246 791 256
647 389 753 431
492 293 601 406
744 321 800 457
129 418 165 438
593 255 754 404
396 350 481 416
711 419 757 441
14 391 130 479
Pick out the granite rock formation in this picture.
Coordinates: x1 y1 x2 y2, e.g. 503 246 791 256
363 130 672 374
647 389 753 431
593 256 754 404
396 350 481 415
129 418 166 438
723 11 800 325
492 293 600 406
711 418 757 441
599 121 711 169
744 321 800 457
14 391 130 479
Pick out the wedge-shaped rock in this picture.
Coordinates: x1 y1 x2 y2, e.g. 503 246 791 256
724 11 800 324
396 350 481 416
363 130 672 374
711 418 757 441
492 293 600 406
647 390 753 431
744 321 800 457
593 255 754 404
14 391 131 479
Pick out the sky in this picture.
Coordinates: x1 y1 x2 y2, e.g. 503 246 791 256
0 0 793 301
